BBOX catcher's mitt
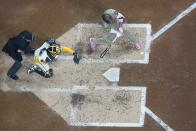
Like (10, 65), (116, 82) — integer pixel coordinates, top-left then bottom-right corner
(73, 52), (80, 64)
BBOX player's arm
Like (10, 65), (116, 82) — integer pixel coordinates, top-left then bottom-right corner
(62, 46), (80, 64)
(62, 47), (75, 55)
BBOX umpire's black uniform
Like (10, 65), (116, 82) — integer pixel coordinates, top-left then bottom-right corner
(2, 30), (35, 80)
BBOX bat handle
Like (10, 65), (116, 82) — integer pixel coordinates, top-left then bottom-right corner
(100, 48), (109, 58)
(100, 36), (117, 58)
(112, 36), (118, 43)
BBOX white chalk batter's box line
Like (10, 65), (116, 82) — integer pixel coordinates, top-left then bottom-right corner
(60, 23), (152, 64)
(13, 85), (145, 92)
(60, 56), (150, 65)
(69, 86), (146, 127)
(3, 85), (145, 92)
(77, 23), (152, 64)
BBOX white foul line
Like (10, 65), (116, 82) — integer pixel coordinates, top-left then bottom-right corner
(152, 2), (196, 40)
(145, 107), (174, 131)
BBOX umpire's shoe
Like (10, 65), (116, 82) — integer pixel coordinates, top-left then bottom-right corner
(8, 74), (19, 80)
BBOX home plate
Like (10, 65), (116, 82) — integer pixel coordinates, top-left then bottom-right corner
(70, 86), (146, 127)
(103, 67), (120, 82)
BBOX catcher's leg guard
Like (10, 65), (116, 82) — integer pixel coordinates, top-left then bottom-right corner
(27, 65), (37, 75)
(34, 67), (51, 78)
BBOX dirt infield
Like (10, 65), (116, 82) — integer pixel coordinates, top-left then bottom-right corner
(57, 23), (151, 64)
(70, 87), (145, 126)
(0, 0), (196, 131)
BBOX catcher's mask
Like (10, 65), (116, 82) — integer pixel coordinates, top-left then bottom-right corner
(47, 44), (61, 57)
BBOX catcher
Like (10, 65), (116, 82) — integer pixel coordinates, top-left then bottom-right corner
(27, 39), (80, 78)
(90, 9), (141, 57)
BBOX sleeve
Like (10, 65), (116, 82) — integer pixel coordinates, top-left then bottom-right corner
(62, 47), (75, 55)
(34, 42), (50, 57)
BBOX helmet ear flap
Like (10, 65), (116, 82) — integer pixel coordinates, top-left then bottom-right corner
(102, 14), (113, 24)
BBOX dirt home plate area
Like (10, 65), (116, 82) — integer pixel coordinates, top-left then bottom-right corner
(0, 1), (196, 131)
(33, 86), (146, 127)
(0, 24), (150, 90)
(0, 23), (149, 127)
(56, 23), (151, 64)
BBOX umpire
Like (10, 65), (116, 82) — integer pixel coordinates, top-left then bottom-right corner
(2, 30), (35, 80)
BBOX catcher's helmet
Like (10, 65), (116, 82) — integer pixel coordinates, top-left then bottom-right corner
(47, 38), (56, 45)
